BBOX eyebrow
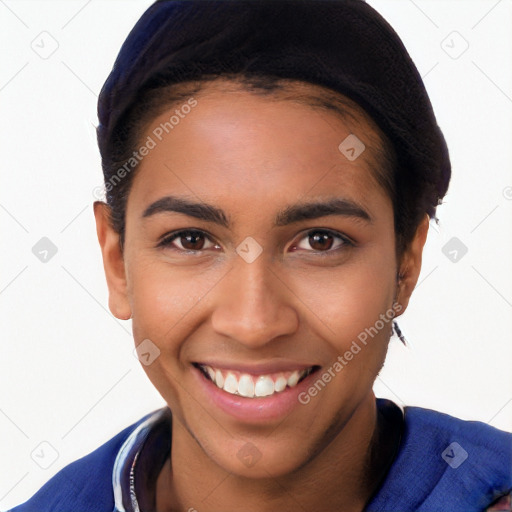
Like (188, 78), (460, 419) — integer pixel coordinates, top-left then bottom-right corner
(142, 195), (372, 227)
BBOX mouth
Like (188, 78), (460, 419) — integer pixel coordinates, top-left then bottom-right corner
(193, 362), (320, 399)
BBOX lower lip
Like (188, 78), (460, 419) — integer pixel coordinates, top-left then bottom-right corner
(191, 365), (320, 423)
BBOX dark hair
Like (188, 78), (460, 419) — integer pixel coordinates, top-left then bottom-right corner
(96, 0), (451, 256)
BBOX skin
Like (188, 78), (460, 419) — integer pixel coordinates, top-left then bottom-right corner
(94, 80), (428, 512)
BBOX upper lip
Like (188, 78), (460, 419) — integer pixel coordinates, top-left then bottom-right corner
(194, 360), (319, 375)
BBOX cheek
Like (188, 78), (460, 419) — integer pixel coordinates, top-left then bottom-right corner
(292, 253), (396, 344)
(127, 254), (221, 361)
(125, 256), (211, 413)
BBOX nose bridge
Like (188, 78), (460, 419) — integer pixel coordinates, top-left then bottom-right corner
(211, 253), (298, 346)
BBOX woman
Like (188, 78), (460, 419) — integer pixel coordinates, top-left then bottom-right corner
(9, 0), (511, 511)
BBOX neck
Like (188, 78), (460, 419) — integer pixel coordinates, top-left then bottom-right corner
(157, 393), (389, 512)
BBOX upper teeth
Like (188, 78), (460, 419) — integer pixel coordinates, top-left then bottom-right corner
(199, 364), (313, 398)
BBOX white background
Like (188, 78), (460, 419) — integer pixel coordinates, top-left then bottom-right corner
(1, 0), (511, 509)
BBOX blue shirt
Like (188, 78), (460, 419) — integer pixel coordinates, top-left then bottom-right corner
(7, 399), (512, 512)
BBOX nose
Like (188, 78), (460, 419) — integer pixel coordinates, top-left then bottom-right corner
(210, 256), (299, 348)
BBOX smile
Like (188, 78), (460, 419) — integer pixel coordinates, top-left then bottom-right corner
(195, 363), (316, 399)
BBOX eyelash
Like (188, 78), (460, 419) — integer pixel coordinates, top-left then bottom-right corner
(157, 228), (354, 256)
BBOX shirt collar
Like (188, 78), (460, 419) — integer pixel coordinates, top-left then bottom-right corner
(112, 407), (172, 512)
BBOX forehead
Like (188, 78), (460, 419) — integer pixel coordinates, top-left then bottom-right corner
(128, 82), (391, 221)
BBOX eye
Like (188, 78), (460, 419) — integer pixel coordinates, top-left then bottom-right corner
(291, 229), (353, 255)
(157, 230), (220, 253)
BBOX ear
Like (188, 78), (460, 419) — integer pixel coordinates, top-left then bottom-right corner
(394, 214), (430, 316)
(93, 201), (132, 320)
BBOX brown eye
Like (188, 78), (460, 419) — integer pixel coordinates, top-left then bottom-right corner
(179, 231), (206, 250)
(308, 231), (334, 251)
(158, 230), (219, 252)
(293, 229), (352, 254)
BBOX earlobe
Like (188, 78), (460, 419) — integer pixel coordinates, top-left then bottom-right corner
(93, 201), (132, 320)
(394, 214), (430, 315)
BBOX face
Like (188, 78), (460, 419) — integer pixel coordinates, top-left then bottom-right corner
(95, 80), (427, 480)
